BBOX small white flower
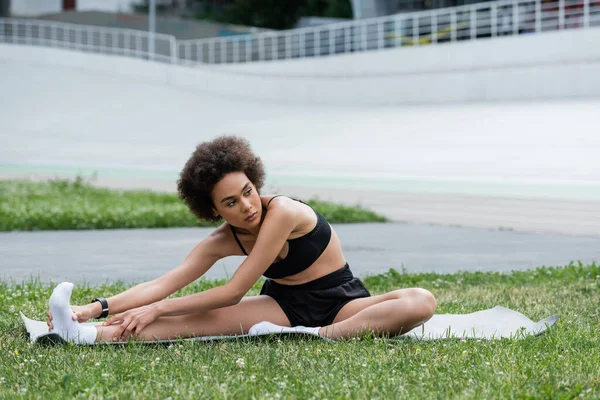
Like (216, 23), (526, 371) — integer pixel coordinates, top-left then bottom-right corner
(485, 362), (491, 366)
(250, 375), (256, 381)
(361, 363), (367, 367)
(94, 362), (100, 366)
(236, 358), (245, 368)
(421, 363), (426, 367)
(155, 357), (160, 361)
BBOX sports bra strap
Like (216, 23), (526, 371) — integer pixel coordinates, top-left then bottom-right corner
(266, 195), (285, 208)
(267, 195), (307, 208)
(229, 225), (248, 256)
(230, 195), (308, 257)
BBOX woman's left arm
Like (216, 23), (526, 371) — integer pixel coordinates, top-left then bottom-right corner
(158, 204), (297, 316)
(108, 203), (297, 340)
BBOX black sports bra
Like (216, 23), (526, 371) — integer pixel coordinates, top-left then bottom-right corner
(229, 196), (332, 279)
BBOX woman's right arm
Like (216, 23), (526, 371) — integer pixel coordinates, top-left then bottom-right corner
(99, 233), (223, 317)
(49, 228), (227, 327)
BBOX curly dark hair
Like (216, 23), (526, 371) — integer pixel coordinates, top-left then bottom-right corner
(177, 135), (265, 222)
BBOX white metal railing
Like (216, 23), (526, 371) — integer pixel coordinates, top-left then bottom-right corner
(1, 0), (599, 66)
(177, 0), (600, 64)
(0, 18), (177, 64)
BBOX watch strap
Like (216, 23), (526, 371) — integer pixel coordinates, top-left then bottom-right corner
(91, 297), (109, 319)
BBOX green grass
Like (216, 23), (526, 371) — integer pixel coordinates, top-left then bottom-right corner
(1, 262), (599, 399)
(0, 179), (386, 231)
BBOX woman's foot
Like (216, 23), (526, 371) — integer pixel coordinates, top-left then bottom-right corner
(48, 282), (97, 344)
(248, 321), (321, 336)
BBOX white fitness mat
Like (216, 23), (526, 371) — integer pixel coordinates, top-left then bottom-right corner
(21, 306), (558, 345)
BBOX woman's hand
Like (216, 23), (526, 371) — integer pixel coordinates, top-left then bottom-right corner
(102, 304), (160, 342)
(47, 304), (99, 331)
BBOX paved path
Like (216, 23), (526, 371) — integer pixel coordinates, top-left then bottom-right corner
(275, 185), (600, 237)
(2, 223), (598, 285)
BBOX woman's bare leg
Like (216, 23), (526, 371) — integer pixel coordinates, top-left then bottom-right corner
(318, 288), (437, 339)
(95, 295), (290, 342)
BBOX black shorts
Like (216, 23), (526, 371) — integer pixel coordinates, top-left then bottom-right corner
(260, 263), (371, 327)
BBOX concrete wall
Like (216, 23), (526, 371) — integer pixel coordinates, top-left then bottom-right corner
(219, 28), (600, 105)
(2, 38), (599, 203)
(3, 28), (600, 105)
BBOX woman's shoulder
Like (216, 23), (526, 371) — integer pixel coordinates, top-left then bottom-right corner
(261, 195), (306, 221)
(260, 194), (300, 209)
(261, 195), (317, 236)
(261, 194), (281, 205)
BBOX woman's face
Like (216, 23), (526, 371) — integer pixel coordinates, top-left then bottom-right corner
(211, 171), (262, 229)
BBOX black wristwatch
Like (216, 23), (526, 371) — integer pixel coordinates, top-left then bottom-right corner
(91, 297), (109, 319)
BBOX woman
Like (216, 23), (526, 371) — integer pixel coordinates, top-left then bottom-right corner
(47, 136), (436, 343)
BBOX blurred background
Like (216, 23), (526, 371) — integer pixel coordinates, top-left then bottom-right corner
(1, 0), (599, 282)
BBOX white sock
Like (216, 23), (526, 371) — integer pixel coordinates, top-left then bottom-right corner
(49, 282), (97, 345)
(248, 321), (321, 336)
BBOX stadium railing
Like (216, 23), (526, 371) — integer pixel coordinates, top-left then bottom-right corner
(1, 0), (598, 65)
(0, 18), (177, 63)
(177, 0), (600, 64)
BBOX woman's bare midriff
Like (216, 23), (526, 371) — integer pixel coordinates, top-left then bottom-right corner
(272, 228), (347, 286)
